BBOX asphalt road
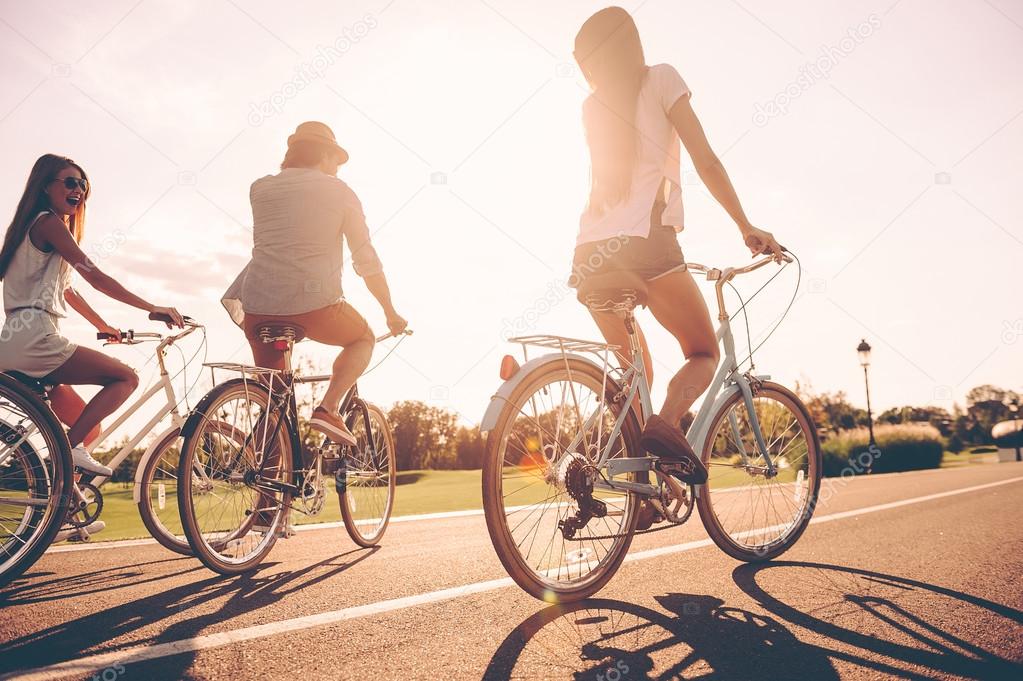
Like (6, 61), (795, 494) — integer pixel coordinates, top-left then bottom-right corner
(1, 463), (1022, 681)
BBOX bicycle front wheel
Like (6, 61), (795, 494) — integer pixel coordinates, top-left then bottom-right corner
(137, 428), (191, 556)
(696, 381), (821, 562)
(482, 359), (642, 603)
(339, 401), (396, 547)
(178, 378), (294, 575)
(0, 375), (74, 589)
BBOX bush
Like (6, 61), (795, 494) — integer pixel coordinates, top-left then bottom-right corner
(821, 424), (943, 477)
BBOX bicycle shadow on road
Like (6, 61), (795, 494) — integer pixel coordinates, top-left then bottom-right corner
(731, 561), (1023, 679)
(0, 546), (379, 678)
(0, 555), (200, 606)
(482, 594), (840, 680)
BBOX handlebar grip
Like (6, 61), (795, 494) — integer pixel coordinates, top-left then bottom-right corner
(148, 312), (194, 325)
(375, 329), (413, 343)
(96, 332), (118, 340)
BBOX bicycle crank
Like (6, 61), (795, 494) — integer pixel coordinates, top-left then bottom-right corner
(66, 482), (103, 528)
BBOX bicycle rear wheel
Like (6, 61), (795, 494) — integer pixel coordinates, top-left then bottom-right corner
(178, 378), (294, 575)
(482, 359), (641, 603)
(0, 375), (74, 589)
(339, 401), (396, 547)
(696, 381), (821, 562)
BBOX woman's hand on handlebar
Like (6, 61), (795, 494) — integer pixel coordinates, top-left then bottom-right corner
(96, 323), (122, 343)
(150, 306), (185, 328)
(742, 225), (784, 260)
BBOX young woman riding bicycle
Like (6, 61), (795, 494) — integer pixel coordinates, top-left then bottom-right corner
(569, 7), (784, 481)
(0, 154), (184, 489)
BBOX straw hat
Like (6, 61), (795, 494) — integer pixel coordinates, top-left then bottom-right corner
(287, 121), (349, 164)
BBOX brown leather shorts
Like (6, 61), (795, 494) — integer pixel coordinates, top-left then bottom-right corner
(243, 301), (371, 370)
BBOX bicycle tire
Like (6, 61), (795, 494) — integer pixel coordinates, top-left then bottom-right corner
(178, 378), (294, 575)
(0, 374), (74, 589)
(339, 401), (396, 547)
(696, 381), (821, 562)
(482, 358), (642, 603)
(136, 428), (191, 556)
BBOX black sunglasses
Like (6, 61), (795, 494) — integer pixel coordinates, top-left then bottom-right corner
(53, 177), (89, 192)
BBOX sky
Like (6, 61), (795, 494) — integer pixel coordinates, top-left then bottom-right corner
(0, 0), (1021, 440)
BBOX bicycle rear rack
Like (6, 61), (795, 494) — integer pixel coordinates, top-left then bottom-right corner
(203, 362), (281, 376)
(508, 335), (619, 361)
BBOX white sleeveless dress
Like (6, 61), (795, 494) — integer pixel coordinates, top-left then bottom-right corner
(0, 211), (77, 377)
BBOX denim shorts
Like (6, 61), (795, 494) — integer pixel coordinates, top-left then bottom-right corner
(569, 222), (685, 288)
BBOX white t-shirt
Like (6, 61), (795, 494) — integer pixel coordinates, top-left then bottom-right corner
(577, 63), (690, 245)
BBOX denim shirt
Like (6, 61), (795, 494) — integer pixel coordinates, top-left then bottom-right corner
(222, 168), (384, 326)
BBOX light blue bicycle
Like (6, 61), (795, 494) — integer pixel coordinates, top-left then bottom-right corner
(481, 251), (821, 602)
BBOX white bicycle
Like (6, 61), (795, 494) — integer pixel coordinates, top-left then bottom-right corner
(481, 252), (822, 602)
(0, 313), (205, 582)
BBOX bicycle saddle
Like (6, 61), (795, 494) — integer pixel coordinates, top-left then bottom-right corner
(256, 323), (307, 344)
(3, 371), (50, 395)
(576, 271), (649, 311)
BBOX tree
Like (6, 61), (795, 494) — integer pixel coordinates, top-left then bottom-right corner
(877, 405), (952, 434)
(455, 426), (485, 469)
(796, 381), (868, 433)
(966, 384), (1020, 444)
(388, 400), (460, 470)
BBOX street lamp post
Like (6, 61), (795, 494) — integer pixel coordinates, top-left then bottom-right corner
(1010, 398), (1021, 463)
(857, 339), (876, 473)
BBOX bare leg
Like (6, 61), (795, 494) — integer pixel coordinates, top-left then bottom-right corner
(48, 385), (101, 446)
(44, 347), (138, 447)
(588, 311), (654, 388)
(320, 329), (374, 413)
(645, 271), (719, 427)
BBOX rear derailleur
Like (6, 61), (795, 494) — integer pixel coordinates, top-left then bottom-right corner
(557, 454), (606, 540)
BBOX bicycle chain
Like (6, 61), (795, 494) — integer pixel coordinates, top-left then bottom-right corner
(567, 518), (689, 542)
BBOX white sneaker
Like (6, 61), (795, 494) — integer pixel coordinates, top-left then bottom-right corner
(54, 520), (106, 543)
(71, 446), (113, 477)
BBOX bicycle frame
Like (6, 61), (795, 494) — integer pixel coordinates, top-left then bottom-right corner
(196, 366), (371, 501)
(73, 327), (201, 494)
(498, 255), (790, 500)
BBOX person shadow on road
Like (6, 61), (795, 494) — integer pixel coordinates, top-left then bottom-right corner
(483, 593), (839, 680)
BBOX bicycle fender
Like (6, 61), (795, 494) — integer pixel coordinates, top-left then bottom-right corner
(132, 424), (181, 503)
(479, 352), (608, 433)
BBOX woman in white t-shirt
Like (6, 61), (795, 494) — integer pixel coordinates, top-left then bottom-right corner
(570, 7), (783, 482)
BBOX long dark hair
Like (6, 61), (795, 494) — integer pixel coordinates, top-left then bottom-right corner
(574, 7), (647, 216)
(0, 154), (89, 280)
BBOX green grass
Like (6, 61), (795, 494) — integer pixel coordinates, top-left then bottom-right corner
(72, 469), (486, 543)
(76, 447), (1001, 544)
(940, 448), (1001, 468)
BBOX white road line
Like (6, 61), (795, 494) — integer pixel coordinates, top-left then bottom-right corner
(47, 507), (491, 553)
(7, 474), (1021, 681)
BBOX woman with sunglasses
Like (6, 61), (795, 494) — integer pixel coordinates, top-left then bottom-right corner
(0, 154), (184, 481)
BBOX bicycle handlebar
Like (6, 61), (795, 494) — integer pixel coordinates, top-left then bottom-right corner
(686, 250), (792, 285)
(375, 328), (413, 343)
(97, 317), (201, 344)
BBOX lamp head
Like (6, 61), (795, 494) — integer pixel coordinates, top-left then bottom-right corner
(857, 339), (871, 367)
